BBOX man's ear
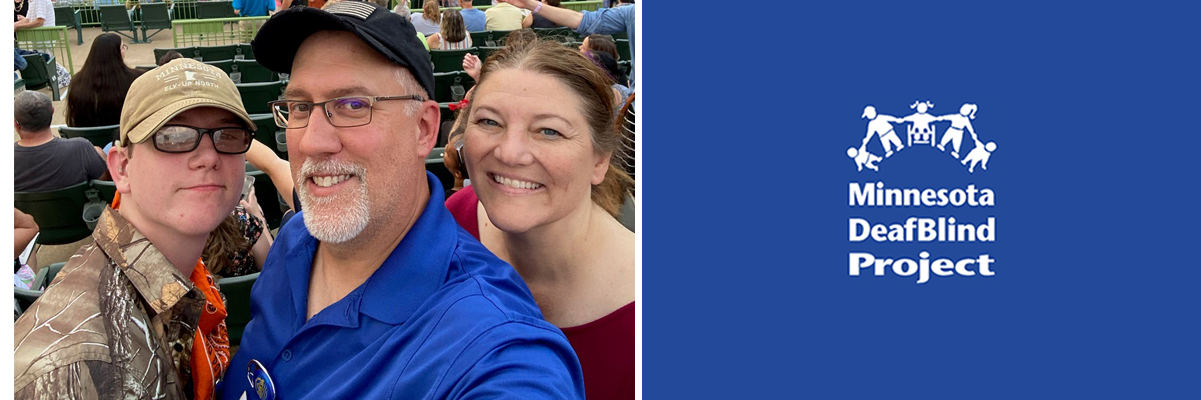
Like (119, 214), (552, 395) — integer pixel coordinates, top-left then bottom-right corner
(108, 145), (133, 194)
(415, 100), (441, 159)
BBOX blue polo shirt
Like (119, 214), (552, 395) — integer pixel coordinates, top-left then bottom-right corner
(461, 8), (486, 33)
(218, 173), (584, 399)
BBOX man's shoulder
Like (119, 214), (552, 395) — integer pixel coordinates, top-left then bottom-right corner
(424, 232), (556, 336)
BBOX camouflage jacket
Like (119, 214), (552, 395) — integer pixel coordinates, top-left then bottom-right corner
(14, 207), (207, 399)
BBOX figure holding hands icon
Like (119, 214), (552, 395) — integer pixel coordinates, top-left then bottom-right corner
(938, 103), (979, 159)
(861, 105), (905, 157)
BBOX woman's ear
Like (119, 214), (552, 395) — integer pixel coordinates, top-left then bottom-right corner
(591, 151), (612, 185)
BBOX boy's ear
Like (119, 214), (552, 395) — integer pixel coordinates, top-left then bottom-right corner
(108, 146), (132, 194)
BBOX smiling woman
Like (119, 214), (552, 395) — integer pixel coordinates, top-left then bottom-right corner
(445, 38), (635, 400)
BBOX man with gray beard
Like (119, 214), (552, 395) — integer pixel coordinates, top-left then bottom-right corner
(217, 2), (584, 399)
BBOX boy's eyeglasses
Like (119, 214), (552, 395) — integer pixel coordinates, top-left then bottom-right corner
(151, 125), (255, 154)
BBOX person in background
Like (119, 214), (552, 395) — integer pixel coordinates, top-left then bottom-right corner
(15, 91), (109, 192)
(499, 0), (635, 81)
(427, 9), (473, 49)
(14, 209), (39, 262)
(445, 37), (635, 400)
(393, 0), (411, 19)
(13, 0), (52, 30)
(586, 50), (631, 101)
(523, 0), (563, 28)
(459, 0), (485, 31)
(485, 0), (524, 30)
(442, 132), (467, 198)
(66, 33), (145, 128)
(158, 50), (184, 66)
(580, 33), (618, 60)
(14, 58), (254, 400)
(410, 0), (442, 35)
(219, 2), (584, 398)
(233, 0), (276, 17)
(15, 0), (72, 88)
(203, 186), (273, 278)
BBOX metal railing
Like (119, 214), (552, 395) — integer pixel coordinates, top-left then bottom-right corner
(52, 0), (203, 26)
(172, 16), (270, 47)
(15, 26), (76, 73)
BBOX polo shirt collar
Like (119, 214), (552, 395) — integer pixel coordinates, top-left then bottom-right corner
(289, 172), (457, 326)
(360, 172), (457, 324)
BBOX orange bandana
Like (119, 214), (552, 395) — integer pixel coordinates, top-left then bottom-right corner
(189, 260), (231, 400)
(112, 192), (232, 399)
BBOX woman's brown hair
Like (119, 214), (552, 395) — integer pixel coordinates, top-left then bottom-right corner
(471, 38), (634, 217)
(202, 215), (248, 276)
(422, 0), (440, 23)
(440, 9), (466, 43)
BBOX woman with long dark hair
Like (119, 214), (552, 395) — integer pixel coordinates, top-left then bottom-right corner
(65, 33), (144, 127)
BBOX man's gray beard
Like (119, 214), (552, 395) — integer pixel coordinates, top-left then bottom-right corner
(298, 159), (370, 244)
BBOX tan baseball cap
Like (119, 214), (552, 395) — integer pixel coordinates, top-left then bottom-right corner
(119, 58), (256, 146)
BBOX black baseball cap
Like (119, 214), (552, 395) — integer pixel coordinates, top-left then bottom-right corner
(252, 0), (434, 97)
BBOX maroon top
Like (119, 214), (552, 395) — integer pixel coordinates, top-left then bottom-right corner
(444, 185), (635, 400)
(562, 302), (636, 400)
(444, 185), (481, 239)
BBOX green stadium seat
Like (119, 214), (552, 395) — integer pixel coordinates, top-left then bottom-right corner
(233, 60), (277, 84)
(236, 43), (255, 60)
(616, 38), (631, 61)
(15, 182), (104, 245)
(205, 59), (234, 75)
(249, 113), (287, 159)
(432, 71), (474, 103)
(470, 30), (513, 47)
(58, 124), (119, 148)
(91, 179), (118, 205)
(198, 44), (240, 63)
(217, 272), (258, 346)
(54, 6), (84, 45)
(245, 163), (286, 229)
(19, 54), (60, 101)
(430, 48), (478, 73)
(197, 1), (237, 19)
(99, 5), (144, 43)
(237, 81), (285, 120)
(139, 3), (173, 43)
(154, 46), (201, 63)
(476, 46), (503, 61)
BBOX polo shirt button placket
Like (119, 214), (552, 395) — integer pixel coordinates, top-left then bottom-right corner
(281, 349), (293, 362)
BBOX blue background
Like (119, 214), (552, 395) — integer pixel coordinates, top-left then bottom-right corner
(643, 1), (1200, 398)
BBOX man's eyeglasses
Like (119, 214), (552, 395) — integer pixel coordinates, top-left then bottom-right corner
(268, 95), (426, 129)
(150, 125), (255, 154)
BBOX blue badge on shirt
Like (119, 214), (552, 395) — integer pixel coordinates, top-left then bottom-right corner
(248, 359), (276, 400)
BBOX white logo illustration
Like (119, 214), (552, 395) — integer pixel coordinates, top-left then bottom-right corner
(849, 100), (997, 173)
